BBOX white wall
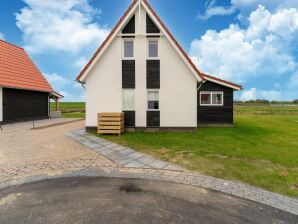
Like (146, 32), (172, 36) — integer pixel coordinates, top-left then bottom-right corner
(85, 4), (197, 127)
(159, 37), (197, 127)
(85, 38), (122, 127)
(0, 87), (2, 122)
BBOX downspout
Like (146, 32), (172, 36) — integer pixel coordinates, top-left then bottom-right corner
(197, 80), (206, 91)
(197, 80), (206, 127)
(81, 83), (86, 89)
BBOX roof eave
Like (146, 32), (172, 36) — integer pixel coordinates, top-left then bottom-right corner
(203, 75), (242, 91)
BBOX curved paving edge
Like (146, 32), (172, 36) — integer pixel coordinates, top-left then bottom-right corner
(0, 167), (297, 215)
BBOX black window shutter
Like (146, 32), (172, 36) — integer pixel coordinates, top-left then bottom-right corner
(147, 60), (160, 89)
(147, 111), (160, 127)
(122, 60), (135, 88)
(123, 111), (135, 127)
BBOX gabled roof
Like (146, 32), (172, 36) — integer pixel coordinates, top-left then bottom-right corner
(76, 0), (242, 91)
(0, 39), (54, 93)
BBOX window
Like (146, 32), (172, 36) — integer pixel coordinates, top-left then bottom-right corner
(200, 92), (223, 106)
(124, 40), (134, 58)
(148, 90), (159, 110)
(123, 89), (135, 111)
(148, 40), (158, 58)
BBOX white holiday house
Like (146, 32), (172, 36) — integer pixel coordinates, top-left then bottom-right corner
(76, 0), (242, 131)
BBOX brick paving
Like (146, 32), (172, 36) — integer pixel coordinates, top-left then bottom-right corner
(0, 120), (297, 215)
(0, 119), (118, 180)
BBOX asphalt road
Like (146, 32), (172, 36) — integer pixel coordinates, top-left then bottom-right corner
(0, 177), (296, 224)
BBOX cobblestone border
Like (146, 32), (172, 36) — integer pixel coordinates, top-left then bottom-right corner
(67, 129), (184, 171)
(0, 167), (297, 215)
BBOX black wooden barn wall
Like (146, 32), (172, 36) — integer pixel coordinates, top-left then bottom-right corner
(3, 88), (49, 122)
(197, 81), (234, 124)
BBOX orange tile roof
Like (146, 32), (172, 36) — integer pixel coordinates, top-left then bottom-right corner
(0, 40), (53, 93)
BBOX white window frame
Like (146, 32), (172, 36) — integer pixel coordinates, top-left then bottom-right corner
(123, 89), (135, 111)
(147, 38), (159, 59)
(147, 89), (160, 111)
(123, 39), (134, 59)
(200, 91), (224, 106)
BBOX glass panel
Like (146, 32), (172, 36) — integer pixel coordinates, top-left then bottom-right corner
(201, 93), (211, 105)
(212, 93), (223, 105)
(148, 101), (159, 110)
(148, 91), (159, 101)
(149, 40), (158, 58)
(124, 41), (134, 58)
(123, 89), (135, 111)
(148, 91), (159, 110)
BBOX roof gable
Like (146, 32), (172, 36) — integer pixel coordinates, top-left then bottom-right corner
(76, 0), (205, 82)
(0, 40), (54, 93)
(76, 0), (242, 91)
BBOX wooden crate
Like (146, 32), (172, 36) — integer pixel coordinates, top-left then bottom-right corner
(98, 112), (124, 135)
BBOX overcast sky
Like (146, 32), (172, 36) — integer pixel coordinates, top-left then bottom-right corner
(0, 0), (297, 101)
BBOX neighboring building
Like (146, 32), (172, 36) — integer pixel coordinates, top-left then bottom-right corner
(0, 40), (63, 124)
(76, 0), (242, 131)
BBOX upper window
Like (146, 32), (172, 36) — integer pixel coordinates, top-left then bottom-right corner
(123, 89), (135, 111)
(148, 40), (158, 58)
(200, 92), (223, 106)
(148, 90), (159, 110)
(124, 40), (134, 58)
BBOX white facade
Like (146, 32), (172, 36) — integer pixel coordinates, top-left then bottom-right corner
(0, 87), (2, 122)
(84, 4), (198, 128)
(85, 38), (122, 127)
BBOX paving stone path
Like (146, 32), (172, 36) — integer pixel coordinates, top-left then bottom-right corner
(67, 129), (184, 171)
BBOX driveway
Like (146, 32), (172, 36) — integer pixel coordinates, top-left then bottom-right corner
(0, 119), (117, 179)
(0, 177), (296, 224)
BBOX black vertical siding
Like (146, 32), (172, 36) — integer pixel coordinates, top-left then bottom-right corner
(123, 111), (135, 127)
(147, 111), (160, 127)
(122, 60), (135, 88)
(3, 88), (49, 122)
(146, 14), (159, 33)
(147, 60), (160, 89)
(122, 15), (135, 34)
(197, 81), (234, 124)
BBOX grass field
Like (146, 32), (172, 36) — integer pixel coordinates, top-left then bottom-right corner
(50, 102), (85, 118)
(93, 105), (298, 198)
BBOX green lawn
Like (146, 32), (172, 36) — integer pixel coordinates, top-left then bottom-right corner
(50, 102), (85, 118)
(94, 105), (298, 198)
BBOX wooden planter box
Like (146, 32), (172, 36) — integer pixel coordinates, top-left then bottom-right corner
(98, 112), (124, 135)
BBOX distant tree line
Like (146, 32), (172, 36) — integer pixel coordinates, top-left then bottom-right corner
(235, 99), (298, 105)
